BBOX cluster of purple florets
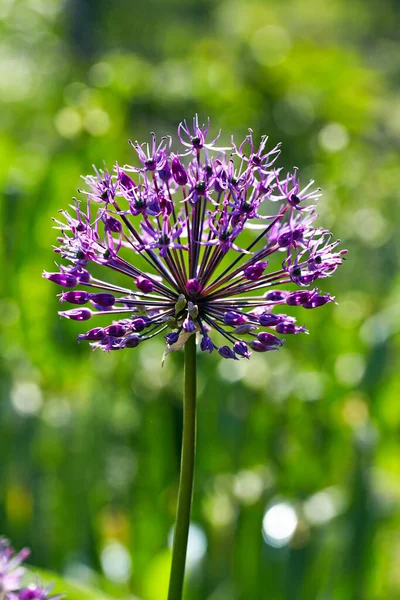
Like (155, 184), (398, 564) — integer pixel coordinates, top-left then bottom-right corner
(0, 538), (62, 600)
(44, 116), (346, 359)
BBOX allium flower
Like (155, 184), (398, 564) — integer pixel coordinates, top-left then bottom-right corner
(0, 538), (30, 595)
(13, 584), (63, 600)
(44, 117), (346, 359)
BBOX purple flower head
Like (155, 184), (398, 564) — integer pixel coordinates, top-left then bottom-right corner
(0, 538), (30, 593)
(44, 118), (345, 358)
(18, 584), (63, 600)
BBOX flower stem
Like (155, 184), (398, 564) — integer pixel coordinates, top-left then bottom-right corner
(167, 334), (197, 600)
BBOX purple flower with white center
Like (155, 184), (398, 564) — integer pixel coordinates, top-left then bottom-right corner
(0, 538), (30, 595)
(44, 118), (345, 359)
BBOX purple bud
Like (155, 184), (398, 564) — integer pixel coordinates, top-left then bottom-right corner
(286, 290), (312, 306)
(277, 231), (294, 248)
(60, 291), (90, 305)
(59, 308), (92, 321)
(131, 318), (146, 332)
(171, 156), (188, 186)
(257, 332), (283, 347)
(303, 294), (333, 309)
(136, 276), (155, 293)
(223, 311), (247, 326)
(264, 290), (289, 302)
(200, 336), (214, 353)
(249, 340), (277, 353)
(89, 293), (116, 307)
(77, 327), (105, 341)
(275, 322), (307, 334)
(244, 261), (268, 281)
(104, 324), (126, 337)
(186, 278), (202, 295)
(104, 215), (122, 233)
(234, 323), (258, 334)
(218, 345), (237, 359)
(73, 267), (91, 283)
(183, 316), (197, 333)
(258, 313), (282, 327)
(233, 341), (251, 358)
(158, 161), (172, 182)
(165, 331), (179, 345)
(119, 171), (136, 189)
(43, 271), (77, 288)
(122, 334), (141, 348)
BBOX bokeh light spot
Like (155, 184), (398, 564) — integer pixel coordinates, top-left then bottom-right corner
(318, 123), (349, 153)
(100, 541), (132, 583)
(262, 502), (298, 548)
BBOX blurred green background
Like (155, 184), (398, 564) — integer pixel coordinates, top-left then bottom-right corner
(1, 0), (400, 598)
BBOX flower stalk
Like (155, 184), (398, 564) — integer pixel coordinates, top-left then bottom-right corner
(167, 334), (197, 600)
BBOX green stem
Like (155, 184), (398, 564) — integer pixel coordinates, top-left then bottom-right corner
(167, 334), (197, 600)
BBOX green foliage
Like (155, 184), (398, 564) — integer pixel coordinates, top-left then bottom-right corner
(1, 0), (400, 599)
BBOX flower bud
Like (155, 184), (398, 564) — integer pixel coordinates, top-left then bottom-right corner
(249, 340), (276, 353)
(234, 323), (258, 334)
(77, 327), (105, 341)
(244, 261), (268, 281)
(122, 334), (140, 348)
(258, 313), (281, 327)
(136, 276), (155, 294)
(224, 311), (247, 326)
(131, 318), (146, 332)
(158, 161), (172, 182)
(89, 293), (116, 307)
(59, 308), (92, 321)
(186, 278), (202, 295)
(104, 215), (122, 233)
(43, 271), (77, 288)
(218, 346), (237, 359)
(264, 290), (289, 302)
(73, 268), (91, 283)
(286, 290), (312, 306)
(233, 341), (251, 358)
(188, 301), (199, 319)
(183, 316), (196, 333)
(175, 294), (187, 315)
(60, 291), (90, 305)
(275, 322), (307, 334)
(257, 332), (282, 347)
(303, 294), (333, 309)
(165, 331), (179, 345)
(171, 156), (188, 186)
(200, 336), (213, 353)
(119, 171), (136, 190)
(104, 324), (126, 337)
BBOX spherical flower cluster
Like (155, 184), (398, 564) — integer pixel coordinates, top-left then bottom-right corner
(44, 116), (346, 360)
(0, 538), (62, 600)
